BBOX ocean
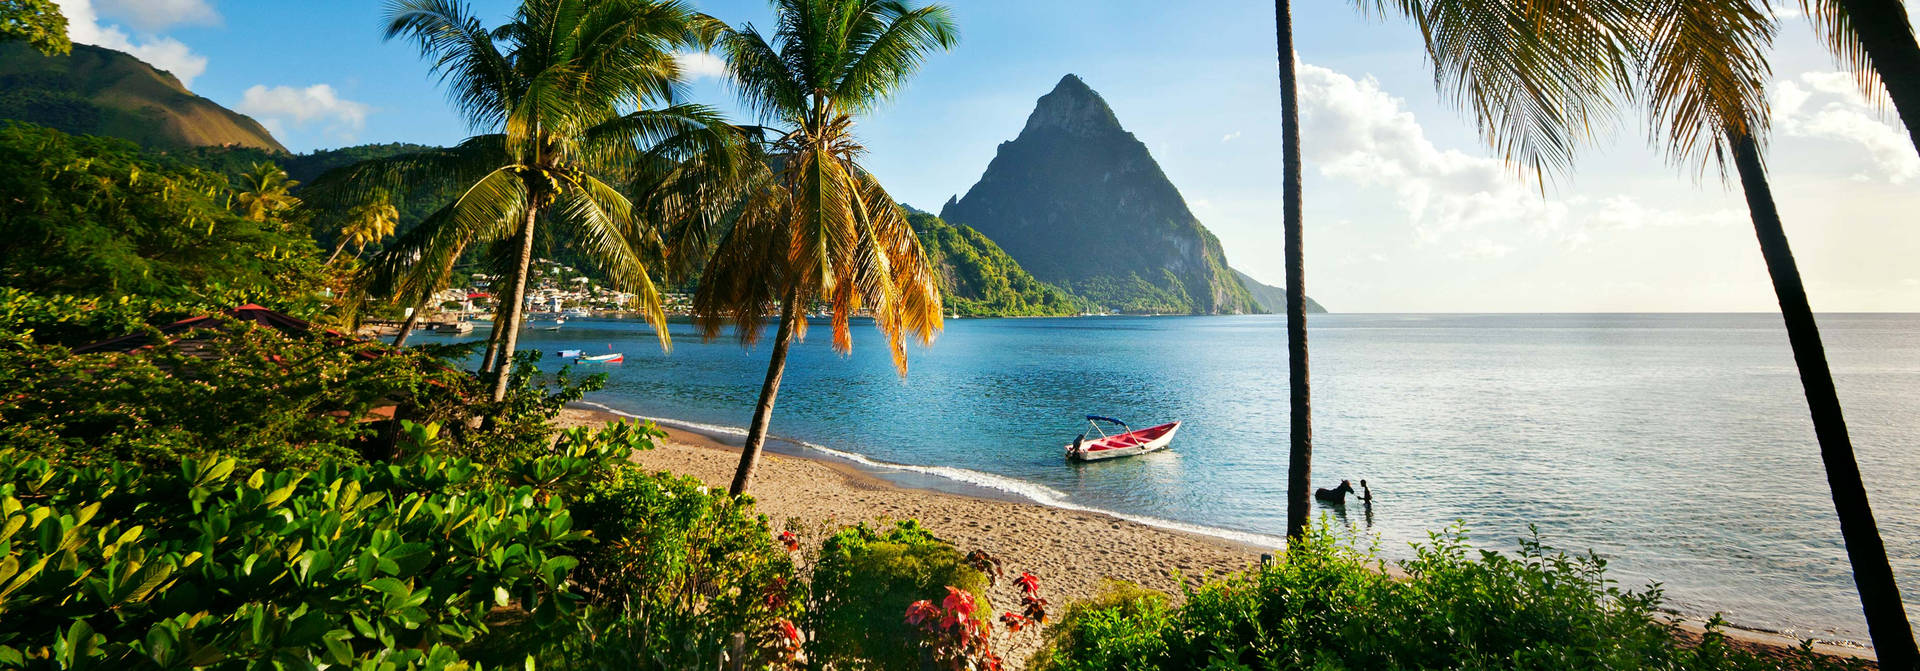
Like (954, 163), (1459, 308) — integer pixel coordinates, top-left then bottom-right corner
(419, 313), (1920, 647)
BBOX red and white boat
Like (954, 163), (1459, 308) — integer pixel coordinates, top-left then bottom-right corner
(582, 352), (623, 363)
(1065, 415), (1180, 462)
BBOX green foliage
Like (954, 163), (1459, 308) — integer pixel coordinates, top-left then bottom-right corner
(445, 351), (608, 466)
(0, 315), (470, 470)
(1064, 272), (1195, 316)
(808, 520), (989, 670)
(0, 0), (67, 56)
(0, 123), (326, 303)
(1030, 526), (1866, 671)
(0, 446), (591, 669)
(910, 211), (1079, 317)
(502, 462), (804, 669)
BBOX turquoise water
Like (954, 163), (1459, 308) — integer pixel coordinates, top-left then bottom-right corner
(420, 314), (1920, 647)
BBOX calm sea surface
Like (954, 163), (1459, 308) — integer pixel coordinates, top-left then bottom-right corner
(422, 313), (1920, 647)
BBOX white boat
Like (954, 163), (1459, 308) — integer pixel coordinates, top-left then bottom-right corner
(433, 321), (473, 334)
(582, 352), (623, 363)
(1065, 416), (1180, 462)
(557, 349), (584, 358)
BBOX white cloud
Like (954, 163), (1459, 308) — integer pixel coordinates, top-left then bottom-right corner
(235, 84), (372, 141)
(1220, 131), (1242, 143)
(94, 0), (218, 32)
(1296, 63), (1741, 256)
(1773, 72), (1920, 183)
(674, 51), (729, 81)
(52, 0), (209, 88)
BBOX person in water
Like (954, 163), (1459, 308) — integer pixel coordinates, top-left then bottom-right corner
(1314, 479), (1356, 503)
(1359, 479), (1373, 503)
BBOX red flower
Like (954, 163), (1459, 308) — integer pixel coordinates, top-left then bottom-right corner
(942, 586), (976, 617)
(1014, 572), (1040, 595)
(777, 530), (800, 552)
(905, 599), (940, 627)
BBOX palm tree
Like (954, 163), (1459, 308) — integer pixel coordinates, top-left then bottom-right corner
(316, 0), (738, 403)
(1273, 0), (1313, 541)
(1363, 0), (1916, 662)
(695, 0), (956, 496)
(235, 162), (300, 222)
(1803, 0), (1920, 154)
(328, 191), (399, 263)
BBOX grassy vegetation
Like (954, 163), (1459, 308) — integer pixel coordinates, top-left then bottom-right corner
(911, 212), (1081, 317)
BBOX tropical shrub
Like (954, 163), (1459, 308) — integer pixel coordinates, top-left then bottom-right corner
(496, 461), (806, 670)
(445, 351), (607, 467)
(0, 446), (591, 669)
(0, 318), (469, 469)
(1029, 526), (1866, 671)
(808, 520), (991, 670)
(0, 122), (327, 305)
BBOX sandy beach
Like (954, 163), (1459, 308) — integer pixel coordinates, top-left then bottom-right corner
(555, 407), (1877, 668)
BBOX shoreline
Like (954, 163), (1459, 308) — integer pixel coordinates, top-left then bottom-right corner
(557, 405), (1878, 666)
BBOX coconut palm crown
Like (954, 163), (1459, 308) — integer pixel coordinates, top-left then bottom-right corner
(312, 0), (739, 402)
(692, 0), (956, 495)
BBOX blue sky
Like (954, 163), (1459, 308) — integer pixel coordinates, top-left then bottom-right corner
(54, 0), (1920, 312)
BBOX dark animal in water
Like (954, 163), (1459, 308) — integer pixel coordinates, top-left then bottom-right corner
(1315, 480), (1356, 503)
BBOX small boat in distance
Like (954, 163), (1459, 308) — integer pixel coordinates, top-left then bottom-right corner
(582, 352), (623, 363)
(433, 320), (473, 334)
(538, 316), (566, 331)
(557, 349), (584, 358)
(1065, 415), (1180, 462)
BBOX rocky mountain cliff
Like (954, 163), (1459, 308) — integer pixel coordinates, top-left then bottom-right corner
(940, 74), (1305, 315)
(1235, 268), (1326, 314)
(0, 43), (285, 152)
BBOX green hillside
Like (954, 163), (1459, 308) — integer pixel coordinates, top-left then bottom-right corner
(0, 43), (284, 152)
(1234, 268), (1327, 314)
(910, 211), (1079, 317)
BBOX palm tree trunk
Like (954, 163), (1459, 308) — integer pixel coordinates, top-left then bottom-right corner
(1276, 0), (1313, 541)
(489, 206), (541, 403)
(1835, 0), (1920, 154)
(729, 291), (801, 496)
(1730, 131), (1917, 666)
(392, 294), (430, 348)
(327, 239), (349, 264)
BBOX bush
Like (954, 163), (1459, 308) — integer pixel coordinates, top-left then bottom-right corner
(499, 459), (805, 670)
(808, 520), (990, 670)
(0, 317), (469, 469)
(0, 445), (592, 669)
(1030, 525), (1866, 671)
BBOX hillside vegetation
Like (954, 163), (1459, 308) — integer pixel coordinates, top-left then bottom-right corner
(911, 211), (1079, 317)
(0, 43), (284, 152)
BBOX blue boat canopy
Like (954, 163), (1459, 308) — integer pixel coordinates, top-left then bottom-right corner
(1085, 415), (1129, 426)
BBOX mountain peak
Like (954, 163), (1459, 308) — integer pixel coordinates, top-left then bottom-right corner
(1020, 73), (1124, 138)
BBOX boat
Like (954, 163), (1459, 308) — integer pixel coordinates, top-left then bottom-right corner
(557, 349), (584, 358)
(1065, 415), (1180, 462)
(433, 321), (473, 334)
(536, 316), (566, 331)
(582, 352), (623, 363)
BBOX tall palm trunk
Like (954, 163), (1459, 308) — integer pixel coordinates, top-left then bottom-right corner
(1276, 0), (1313, 541)
(489, 206), (541, 403)
(1729, 132), (1917, 666)
(392, 295), (430, 348)
(1835, 0), (1920, 154)
(729, 291), (801, 496)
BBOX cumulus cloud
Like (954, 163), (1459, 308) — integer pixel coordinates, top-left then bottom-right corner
(1220, 131), (1242, 143)
(1772, 72), (1920, 183)
(235, 84), (372, 142)
(94, 0), (219, 32)
(52, 0), (209, 88)
(674, 51), (729, 81)
(1296, 63), (1741, 255)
